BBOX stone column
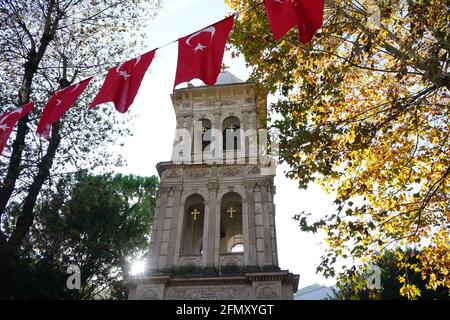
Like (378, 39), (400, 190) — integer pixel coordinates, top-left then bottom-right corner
(186, 115), (194, 163)
(151, 186), (170, 271)
(214, 186), (223, 269)
(253, 183), (265, 268)
(241, 186), (250, 266)
(148, 198), (160, 270)
(166, 186), (183, 270)
(173, 190), (186, 269)
(244, 181), (258, 268)
(261, 179), (274, 268)
(213, 112), (222, 162)
(203, 182), (218, 270)
(267, 181), (279, 267)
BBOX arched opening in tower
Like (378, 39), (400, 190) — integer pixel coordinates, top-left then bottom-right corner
(220, 192), (244, 253)
(181, 194), (205, 255)
(222, 116), (241, 151)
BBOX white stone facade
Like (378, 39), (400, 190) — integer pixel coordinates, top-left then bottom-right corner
(125, 73), (298, 300)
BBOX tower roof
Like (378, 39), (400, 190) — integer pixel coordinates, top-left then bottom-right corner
(213, 71), (244, 85)
(174, 72), (247, 93)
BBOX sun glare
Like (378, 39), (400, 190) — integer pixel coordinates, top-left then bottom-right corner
(129, 260), (146, 276)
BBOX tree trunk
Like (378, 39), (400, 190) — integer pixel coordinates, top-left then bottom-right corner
(10, 121), (62, 250)
(0, 0), (59, 219)
(0, 1), (62, 298)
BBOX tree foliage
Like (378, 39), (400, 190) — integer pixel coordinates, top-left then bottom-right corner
(0, 0), (160, 298)
(226, 0), (449, 297)
(3, 172), (159, 300)
(334, 248), (449, 300)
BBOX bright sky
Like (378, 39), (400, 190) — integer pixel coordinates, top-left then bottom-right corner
(117, 0), (337, 288)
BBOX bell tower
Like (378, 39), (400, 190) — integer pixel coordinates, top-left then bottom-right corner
(126, 72), (299, 300)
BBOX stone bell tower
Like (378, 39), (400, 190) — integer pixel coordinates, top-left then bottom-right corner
(126, 72), (298, 300)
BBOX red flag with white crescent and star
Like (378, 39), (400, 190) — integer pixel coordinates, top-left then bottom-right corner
(89, 49), (156, 113)
(0, 102), (34, 155)
(173, 16), (234, 91)
(264, 0), (324, 44)
(36, 77), (92, 140)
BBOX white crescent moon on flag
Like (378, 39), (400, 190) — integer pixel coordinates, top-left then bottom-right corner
(186, 26), (216, 47)
(0, 108), (22, 124)
(11, 108), (22, 116)
(71, 83), (80, 92)
(134, 55), (141, 67)
(116, 62), (125, 73)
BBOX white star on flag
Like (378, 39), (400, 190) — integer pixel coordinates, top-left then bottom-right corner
(119, 71), (130, 80)
(0, 124), (9, 132)
(193, 43), (207, 53)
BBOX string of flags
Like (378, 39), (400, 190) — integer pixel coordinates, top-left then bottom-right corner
(0, 102), (34, 155)
(0, 0), (324, 154)
(36, 77), (93, 139)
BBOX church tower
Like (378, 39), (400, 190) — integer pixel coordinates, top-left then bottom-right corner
(126, 72), (299, 300)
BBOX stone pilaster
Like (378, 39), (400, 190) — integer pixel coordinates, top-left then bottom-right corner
(204, 182), (219, 269)
(261, 179), (275, 267)
(166, 186), (183, 269)
(150, 186), (170, 270)
(244, 181), (258, 268)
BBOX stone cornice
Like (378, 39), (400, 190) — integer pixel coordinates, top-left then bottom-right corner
(126, 271), (298, 289)
(171, 82), (255, 100)
(169, 277), (250, 287)
(156, 161), (275, 177)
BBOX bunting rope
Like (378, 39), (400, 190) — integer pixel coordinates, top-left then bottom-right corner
(1, 0), (325, 152)
(151, 1), (265, 53)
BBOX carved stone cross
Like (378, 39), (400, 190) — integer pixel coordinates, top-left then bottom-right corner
(227, 207), (236, 218)
(191, 208), (200, 220)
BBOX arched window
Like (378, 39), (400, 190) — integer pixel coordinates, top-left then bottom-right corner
(220, 192), (243, 253)
(222, 116), (240, 151)
(200, 119), (212, 152)
(230, 243), (244, 253)
(181, 194), (205, 255)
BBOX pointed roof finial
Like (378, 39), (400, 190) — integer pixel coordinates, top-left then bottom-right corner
(221, 63), (229, 72)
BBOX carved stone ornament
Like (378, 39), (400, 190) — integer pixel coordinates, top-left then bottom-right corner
(166, 169), (182, 178)
(213, 98), (238, 107)
(219, 167), (242, 177)
(244, 182), (255, 192)
(158, 186), (171, 196)
(166, 286), (251, 300)
(185, 168), (210, 179)
(221, 256), (242, 268)
(207, 182), (219, 192)
(260, 180), (272, 192)
(172, 186), (183, 194)
(137, 285), (162, 300)
(248, 166), (260, 175)
(222, 99), (239, 106)
(179, 256), (201, 268)
(255, 285), (280, 299)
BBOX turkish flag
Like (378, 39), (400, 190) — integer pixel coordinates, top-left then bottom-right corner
(89, 49), (156, 113)
(264, 0), (324, 44)
(174, 16), (234, 91)
(0, 102), (34, 155)
(36, 77), (92, 140)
